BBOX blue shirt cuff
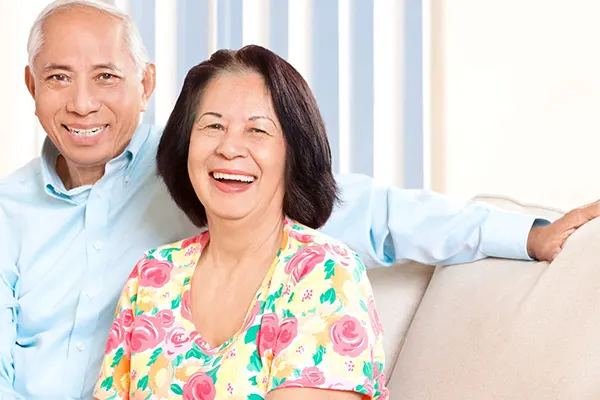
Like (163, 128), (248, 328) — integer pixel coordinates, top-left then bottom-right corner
(480, 210), (551, 261)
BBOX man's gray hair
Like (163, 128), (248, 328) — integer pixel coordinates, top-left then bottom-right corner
(27, 0), (149, 75)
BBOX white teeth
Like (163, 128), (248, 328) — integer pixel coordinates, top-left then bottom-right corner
(67, 125), (106, 137)
(212, 172), (255, 183)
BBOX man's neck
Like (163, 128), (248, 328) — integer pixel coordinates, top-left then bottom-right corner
(56, 155), (106, 190)
(205, 209), (285, 269)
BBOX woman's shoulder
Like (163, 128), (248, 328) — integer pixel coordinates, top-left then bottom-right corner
(280, 219), (366, 286)
(286, 219), (360, 257)
(144, 231), (208, 262)
(129, 230), (210, 283)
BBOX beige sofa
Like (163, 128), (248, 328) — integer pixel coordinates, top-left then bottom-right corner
(369, 195), (600, 399)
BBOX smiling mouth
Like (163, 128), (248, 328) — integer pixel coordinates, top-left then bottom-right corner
(211, 171), (256, 183)
(63, 124), (108, 137)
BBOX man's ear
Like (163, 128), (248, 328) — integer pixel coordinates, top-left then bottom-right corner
(140, 63), (156, 112)
(25, 66), (36, 99)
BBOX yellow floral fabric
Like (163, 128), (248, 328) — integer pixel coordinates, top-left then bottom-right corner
(94, 217), (388, 399)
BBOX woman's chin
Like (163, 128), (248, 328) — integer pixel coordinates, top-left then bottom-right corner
(206, 208), (253, 223)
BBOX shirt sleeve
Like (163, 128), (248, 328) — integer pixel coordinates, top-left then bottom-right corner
(322, 173), (550, 268)
(0, 207), (23, 399)
(93, 258), (141, 400)
(267, 243), (388, 399)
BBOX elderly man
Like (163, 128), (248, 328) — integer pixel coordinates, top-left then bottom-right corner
(0, 0), (597, 398)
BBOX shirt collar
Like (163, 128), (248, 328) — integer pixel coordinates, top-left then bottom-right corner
(40, 123), (153, 199)
(123, 123), (152, 167)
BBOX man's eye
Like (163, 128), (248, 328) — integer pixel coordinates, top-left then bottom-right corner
(48, 74), (68, 81)
(98, 73), (116, 80)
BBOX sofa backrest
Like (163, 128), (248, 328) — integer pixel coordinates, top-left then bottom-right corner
(388, 195), (600, 399)
(367, 261), (434, 380)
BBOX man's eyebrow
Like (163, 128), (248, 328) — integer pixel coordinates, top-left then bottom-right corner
(92, 63), (122, 72)
(41, 63), (123, 73)
(43, 63), (73, 72)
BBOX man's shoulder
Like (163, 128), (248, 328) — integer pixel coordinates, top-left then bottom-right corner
(145, 123), (165, 146)
(0, 157), (43, 200)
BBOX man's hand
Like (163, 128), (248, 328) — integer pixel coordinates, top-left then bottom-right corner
(527, 201), (600, 262)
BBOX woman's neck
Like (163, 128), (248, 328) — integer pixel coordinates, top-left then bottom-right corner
(204, 211), (285, 269)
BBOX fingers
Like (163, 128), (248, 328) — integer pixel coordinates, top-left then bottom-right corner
(579, 200), (600, 221)
(531, 201), (600, 262)
(558, 201), (600, 230)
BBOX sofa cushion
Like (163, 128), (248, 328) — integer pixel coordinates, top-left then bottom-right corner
(367, 261), (434, 380)
(389, 196), (600, 399)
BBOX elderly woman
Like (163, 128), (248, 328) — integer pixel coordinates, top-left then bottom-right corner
(94, 45), (388, 400)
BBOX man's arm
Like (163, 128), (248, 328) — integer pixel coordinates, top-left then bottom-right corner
(0, 205), (22, 399)
(321, 173), (549, 268)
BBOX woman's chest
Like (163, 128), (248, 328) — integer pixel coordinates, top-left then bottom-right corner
(128, 324), (273, 399)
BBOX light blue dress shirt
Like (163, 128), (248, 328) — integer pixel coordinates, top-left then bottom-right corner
(0, 124), (544, 399)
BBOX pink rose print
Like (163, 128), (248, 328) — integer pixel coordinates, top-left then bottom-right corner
(181, 235), (201, 250)
(362, 377), (375, 396)
(181, 290), (192, 321)
(241, 300), (262, 332)
(156, 309), (175, 328)
(139, 258), (173, 288)
(130, 315), (166, 353)
(288, 229), (315, 243)
(127, 265), (139, 280)
(367, 297), (384, 336)
(279, 367), (325, 388)
(299, 366), (325, 385)
(257, 313), (279, 357)
(105, 318), (126, 354)
(329, 315), (369, 357)
(284, 245), (326, 284)
(273, 317), (298, 356)
(377, 373), (389, 398)
(121, 309), (134, 328)
(163, 327), (194, 357)
(182, 371), (216, 400)
(324, 243), (351, 266)
(324, 243), (349, 258)
(194, 335), (220, 356)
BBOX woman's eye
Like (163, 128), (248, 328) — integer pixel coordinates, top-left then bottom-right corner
(207, 124), (225, 130)
(250, 128), (267, 134)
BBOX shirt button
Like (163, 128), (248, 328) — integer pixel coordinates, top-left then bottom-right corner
(96, 190), (102, 198)
(76, 342), (86, 351)
(124, 175), (130, 183)
(84, 291), (95, 299)
(93, 240), (103, 250)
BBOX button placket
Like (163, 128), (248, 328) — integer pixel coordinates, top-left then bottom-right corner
(66, 179), (113, 397)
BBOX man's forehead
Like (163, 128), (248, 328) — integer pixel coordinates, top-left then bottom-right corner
(34, 7), (132, 71)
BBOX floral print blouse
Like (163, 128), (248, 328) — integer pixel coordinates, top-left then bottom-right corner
(94, 217), (388, 399)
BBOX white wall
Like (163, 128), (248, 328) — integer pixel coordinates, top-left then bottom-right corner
(0, 1), (49, 177)
(430, 0), (600, 210)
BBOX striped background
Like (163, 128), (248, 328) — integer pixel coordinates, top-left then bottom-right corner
(1, 0), (425, 189)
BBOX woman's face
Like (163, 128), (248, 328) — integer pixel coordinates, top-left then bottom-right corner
(188, 71), (287, 223)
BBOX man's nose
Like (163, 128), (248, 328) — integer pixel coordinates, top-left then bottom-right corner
(66, 81), (101, 116)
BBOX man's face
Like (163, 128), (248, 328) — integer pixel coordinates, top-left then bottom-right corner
(25, 6), (155, 170)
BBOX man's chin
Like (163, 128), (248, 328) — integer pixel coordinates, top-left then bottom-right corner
(58, 150), (118, 171)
